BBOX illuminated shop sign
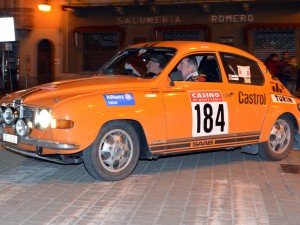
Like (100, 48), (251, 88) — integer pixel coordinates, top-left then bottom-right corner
(0, 17), (15, 42)
(117, 16), (181, 25)
(209, 14), (254, 23)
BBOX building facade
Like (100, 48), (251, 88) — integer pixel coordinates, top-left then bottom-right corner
(0, 0), (64, 91)
(0, 0), (300, 90)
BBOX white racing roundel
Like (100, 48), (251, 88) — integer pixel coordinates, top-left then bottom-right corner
(189, 90), (229, 137)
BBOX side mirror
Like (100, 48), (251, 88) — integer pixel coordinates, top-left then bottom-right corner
(169, 70), (183, 86)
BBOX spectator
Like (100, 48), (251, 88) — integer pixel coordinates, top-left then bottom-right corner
(281, 56), (299, 95)
(278, 51), (289, 81)
(279, 51), (289, 68)
(264, 53), (280, 77)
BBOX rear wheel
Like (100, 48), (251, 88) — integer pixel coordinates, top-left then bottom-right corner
(258, 115), (294, 160)
(83, 121), (140, 181)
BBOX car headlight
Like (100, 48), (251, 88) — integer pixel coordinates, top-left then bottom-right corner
(4, 107), (19, 125)
(35, 108), (51, 130)
(16, 119), (32, 137)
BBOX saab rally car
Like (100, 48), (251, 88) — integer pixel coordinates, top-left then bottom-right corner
(1, 41), (300, 181)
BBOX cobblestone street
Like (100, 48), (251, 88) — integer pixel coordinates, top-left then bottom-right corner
(0, 148), (299, 225)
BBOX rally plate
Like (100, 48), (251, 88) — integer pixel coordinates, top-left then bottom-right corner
(3, 133), (18, 144)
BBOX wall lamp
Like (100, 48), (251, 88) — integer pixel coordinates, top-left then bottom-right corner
(38, 0), (51, 12)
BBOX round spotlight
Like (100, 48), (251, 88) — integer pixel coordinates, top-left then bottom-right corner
(16, 119), (32, 137)
(0, 106), (6, 123)
(3, 107), (19, 125)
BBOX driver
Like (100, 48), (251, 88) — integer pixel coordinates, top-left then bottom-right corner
(146, 54), (167, 77)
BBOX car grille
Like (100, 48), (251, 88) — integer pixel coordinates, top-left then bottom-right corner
(22, 106), (35, 122)
(11, 98), (35, 122)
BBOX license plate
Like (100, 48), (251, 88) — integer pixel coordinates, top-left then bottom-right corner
(3, 133), (18, 144)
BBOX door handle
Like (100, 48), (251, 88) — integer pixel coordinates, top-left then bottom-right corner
(223, 92), (234, 97)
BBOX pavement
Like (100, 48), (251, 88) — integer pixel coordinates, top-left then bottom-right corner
(0, 147), (299, 225)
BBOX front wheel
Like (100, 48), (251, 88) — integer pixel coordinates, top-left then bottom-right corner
(83, 121), (140, 181)
(258, 115), (294, 160)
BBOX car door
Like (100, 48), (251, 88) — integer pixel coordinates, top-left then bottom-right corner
(219, 52), (270, 135)
(158, 53), (239, 154)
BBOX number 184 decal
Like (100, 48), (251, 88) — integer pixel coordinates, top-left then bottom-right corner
(189, 90), (229, 137)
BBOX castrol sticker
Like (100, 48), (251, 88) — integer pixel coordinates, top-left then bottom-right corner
(189, 90), (228, 137)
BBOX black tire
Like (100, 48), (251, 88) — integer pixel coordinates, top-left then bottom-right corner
(83, 121), (140, 181)
(258, 115), (294, 160)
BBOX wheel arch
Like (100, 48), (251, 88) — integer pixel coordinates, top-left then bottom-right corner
(258, 112), (295, 161)
(284, 112), (299, 131)
(100, 119), (153, 159)
(260, 111), (299, 142)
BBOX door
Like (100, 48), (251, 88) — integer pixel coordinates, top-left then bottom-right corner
(219, 52), (270, 134)
(37, 39), (53, 85)
(159, 53), (239, 154)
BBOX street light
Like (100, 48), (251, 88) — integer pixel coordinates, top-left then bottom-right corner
(38, 0), (51, 12)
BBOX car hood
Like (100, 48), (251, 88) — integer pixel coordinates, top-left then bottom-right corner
(1, 75), (155, 107)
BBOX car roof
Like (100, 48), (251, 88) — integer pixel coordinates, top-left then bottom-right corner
(130, 41), (260, 62)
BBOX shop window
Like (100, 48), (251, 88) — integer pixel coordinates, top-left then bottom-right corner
(253, 30), (296, 61)
(83, 32), (119, 71)
(220, 53), (264, 85)
(164, 30), (204, 41)
(154, 24), (210, 41)
(84, 32), (118, 51)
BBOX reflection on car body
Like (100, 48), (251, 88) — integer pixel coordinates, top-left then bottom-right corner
(0, 41), (300, 181)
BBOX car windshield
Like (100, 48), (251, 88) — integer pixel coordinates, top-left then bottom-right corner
(96, 47), (176, 78)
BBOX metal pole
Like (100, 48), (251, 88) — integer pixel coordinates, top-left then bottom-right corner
(1, 44), (5, 89)
(7, 48), (12, 92)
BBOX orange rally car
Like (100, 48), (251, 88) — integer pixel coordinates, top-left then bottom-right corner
(1, 41), (300, 181)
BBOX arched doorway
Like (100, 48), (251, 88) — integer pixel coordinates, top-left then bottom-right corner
(37, 39), (53, 85)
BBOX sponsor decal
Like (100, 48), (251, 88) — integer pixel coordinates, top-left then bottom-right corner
(39, 84), (58, 90)
(271, 94), (296, 104)
(238, 92), (266, 105)
(189, 90), (228, 137)
(104, 93), (135, 106)
(271, 82), (284, 93)
(145, 93), (157, 98)
(228, 74), (239, 81)
(189, 90), (223, 102)
(152, 140), (167, 144)
(192, 140), (214, 147)
(237, 65), (251, 83)
(162, 90), (185, 93)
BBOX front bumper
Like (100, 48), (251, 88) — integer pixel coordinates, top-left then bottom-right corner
(3, 144), (82, 164)
(0, 127), (81, 164)
(1, 133), (79, 150)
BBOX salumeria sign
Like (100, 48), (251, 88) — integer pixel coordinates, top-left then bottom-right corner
(117, 16), (181, 25)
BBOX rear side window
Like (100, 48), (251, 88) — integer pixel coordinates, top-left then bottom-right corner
(220, 53), (264, 85)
